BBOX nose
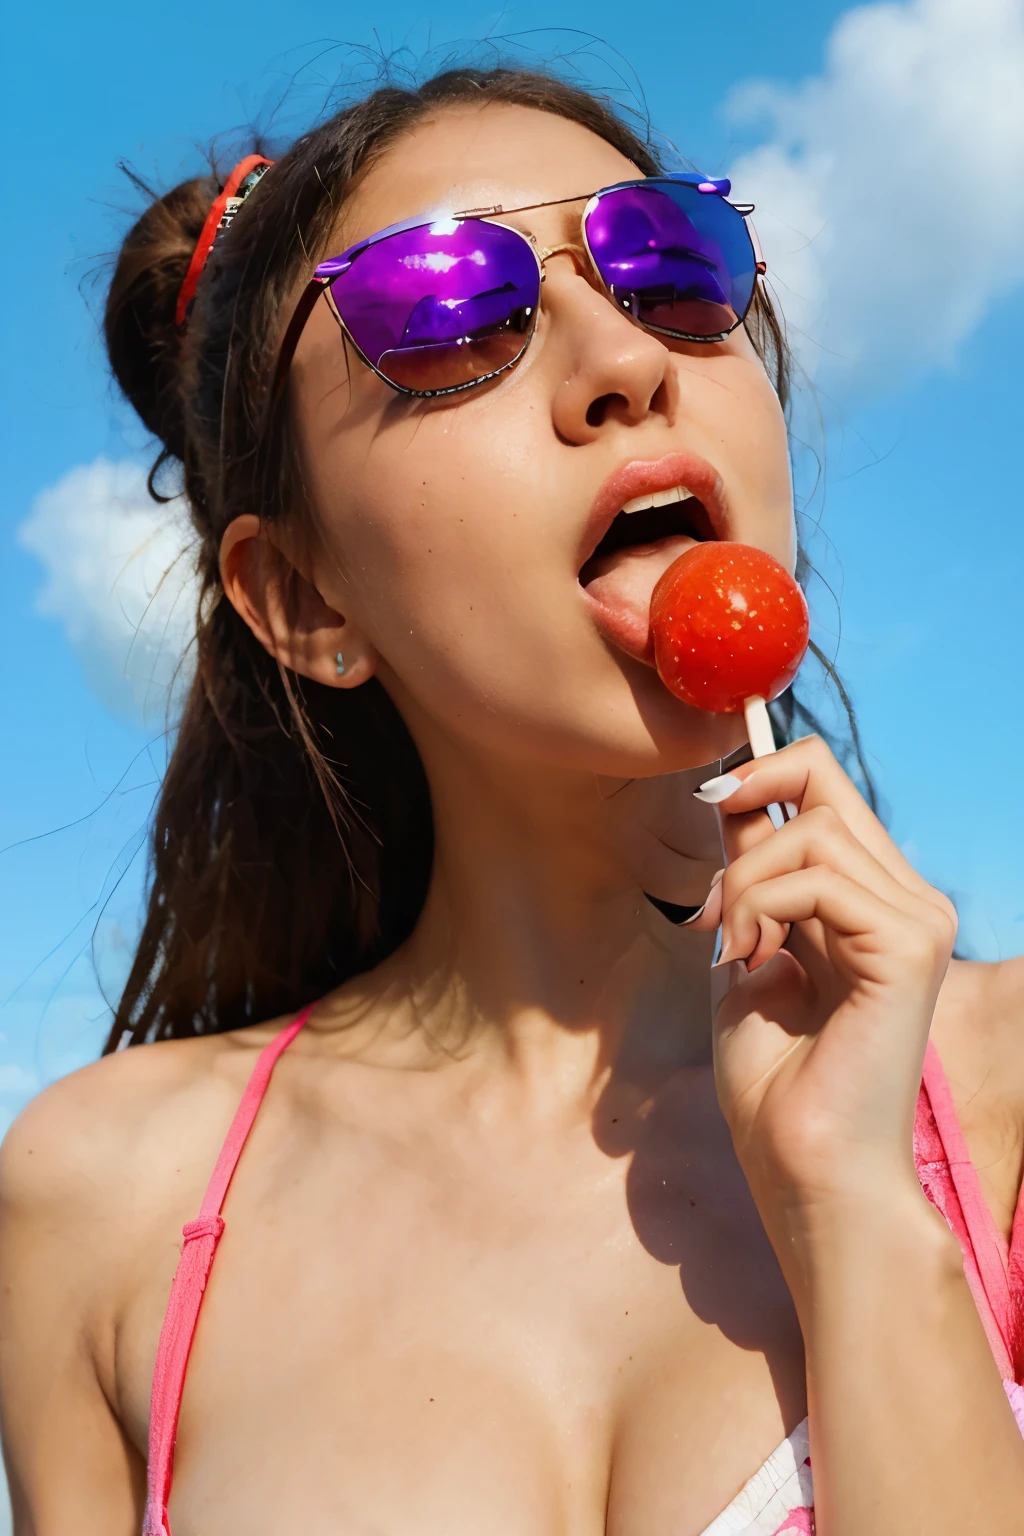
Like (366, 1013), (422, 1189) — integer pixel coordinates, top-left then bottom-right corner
(543, 254), (680, 444)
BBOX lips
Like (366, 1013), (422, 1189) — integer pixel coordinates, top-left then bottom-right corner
(578, 454), (730, 664)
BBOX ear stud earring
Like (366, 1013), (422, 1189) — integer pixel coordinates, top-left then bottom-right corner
(335, 652), (346, 677)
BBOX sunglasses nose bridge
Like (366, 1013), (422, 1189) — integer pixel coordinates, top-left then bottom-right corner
(535, 240), (594, 283)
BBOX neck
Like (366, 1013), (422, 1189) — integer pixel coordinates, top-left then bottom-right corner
(376, 733), (720, 1109)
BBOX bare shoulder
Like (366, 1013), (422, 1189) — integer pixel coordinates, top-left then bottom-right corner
(0, 1019), (291, 1270)
(931, 954), (1024, 1094)
(982, 953), (1024, 1093)
(0, 1027), (288, 1533)
(988, 953), (1024, 1030)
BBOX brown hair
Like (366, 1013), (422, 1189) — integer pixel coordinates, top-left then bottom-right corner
(102, 64), (867, 1051)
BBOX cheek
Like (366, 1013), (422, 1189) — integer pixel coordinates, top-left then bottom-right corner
(735, 344), (788, 468)
(303, 397), (583, 713)
(740, 379), (790, 502)
(700, 353), (793, 551)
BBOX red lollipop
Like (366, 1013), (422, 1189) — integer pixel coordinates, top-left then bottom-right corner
(650, 542), (809, 759)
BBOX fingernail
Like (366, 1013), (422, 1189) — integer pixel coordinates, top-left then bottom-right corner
(693, 772), (744, 805)
(785, 801), (799, 820)
(679, 868), (725, 926)
(766, 802), (785, 831)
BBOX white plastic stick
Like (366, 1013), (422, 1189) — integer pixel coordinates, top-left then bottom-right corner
(743, 695), (795, 827)
(743, 695), (776, 758)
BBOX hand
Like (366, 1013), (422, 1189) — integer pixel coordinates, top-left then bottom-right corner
(687, 736), (957, 1218)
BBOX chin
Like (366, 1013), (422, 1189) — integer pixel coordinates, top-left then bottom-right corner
(591, 660), (748, 778)
(538, 708), (747, 783)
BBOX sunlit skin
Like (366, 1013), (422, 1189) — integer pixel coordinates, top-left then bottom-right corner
(2, 103), (1024, 1536)
(264, 111), (793, 766)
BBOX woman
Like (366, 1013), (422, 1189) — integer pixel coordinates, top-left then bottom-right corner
(1, 66), (1022, 1536)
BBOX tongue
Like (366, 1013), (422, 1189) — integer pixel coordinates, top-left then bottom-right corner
(582, 535), (699, 663)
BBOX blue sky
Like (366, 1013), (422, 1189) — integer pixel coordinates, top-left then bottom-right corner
(1, 3), (1023, 1520)
(2, 0), (1023, 1144)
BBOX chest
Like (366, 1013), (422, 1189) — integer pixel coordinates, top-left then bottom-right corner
(117, 1107), (806, 1536)
(958, 1100), (1024, 1247)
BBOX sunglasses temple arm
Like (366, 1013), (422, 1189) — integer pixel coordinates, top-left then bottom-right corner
(269, 278), (329, 413)
(745, 216), (768, 277)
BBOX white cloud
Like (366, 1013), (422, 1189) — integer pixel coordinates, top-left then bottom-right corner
(18, 459), (199, 725)
(727, 0), (1024, 399)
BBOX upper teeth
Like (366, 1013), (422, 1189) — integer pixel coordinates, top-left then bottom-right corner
(621, 485), (695, 514)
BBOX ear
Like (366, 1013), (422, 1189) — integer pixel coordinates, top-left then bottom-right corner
(219, 515), (378, 688)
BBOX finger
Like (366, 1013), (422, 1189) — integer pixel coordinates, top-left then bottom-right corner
(720, 804), (919, 926)
(694, 735), (933, 900)
(780, 913), (833, 985)
(717, 803), (909, 974)
(719, 865), (952, 986)
(719, 868), (864, 974)
(717, 803), (781, 869)
(745, 911), (792, 972)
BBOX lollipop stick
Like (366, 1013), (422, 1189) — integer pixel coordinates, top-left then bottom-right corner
(742, 695), (796, 826)
(743, 695), (776, 759)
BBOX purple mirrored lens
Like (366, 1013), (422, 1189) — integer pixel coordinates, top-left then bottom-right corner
(326, 219), (540, 393)
(585, 182), (756, 339)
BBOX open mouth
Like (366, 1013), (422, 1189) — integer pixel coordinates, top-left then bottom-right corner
(579, 486), (717, 663)
(579, 488), (716, 585)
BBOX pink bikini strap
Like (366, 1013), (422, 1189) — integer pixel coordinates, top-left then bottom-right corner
(915, 1040), (1019, 1380)
(143, 1006), (316, 1536)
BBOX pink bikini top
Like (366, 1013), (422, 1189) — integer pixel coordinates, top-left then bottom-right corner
(141, 1012), (1024, 1536)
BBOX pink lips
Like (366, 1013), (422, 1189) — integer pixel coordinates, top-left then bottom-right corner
(583, 534), (701, 661)
(578, 453), (731, 664)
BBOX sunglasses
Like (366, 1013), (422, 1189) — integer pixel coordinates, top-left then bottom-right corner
(272, 173), (765, 402)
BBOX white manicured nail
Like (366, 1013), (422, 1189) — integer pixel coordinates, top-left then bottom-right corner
(785, 801), (799, 820)
(766, 802), (785, 831)
(693, 772), (744, 804)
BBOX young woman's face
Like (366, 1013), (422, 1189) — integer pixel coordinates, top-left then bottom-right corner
(288, 103), (794, 776)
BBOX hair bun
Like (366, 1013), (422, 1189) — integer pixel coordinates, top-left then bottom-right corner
(104, 170), (219, 461)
